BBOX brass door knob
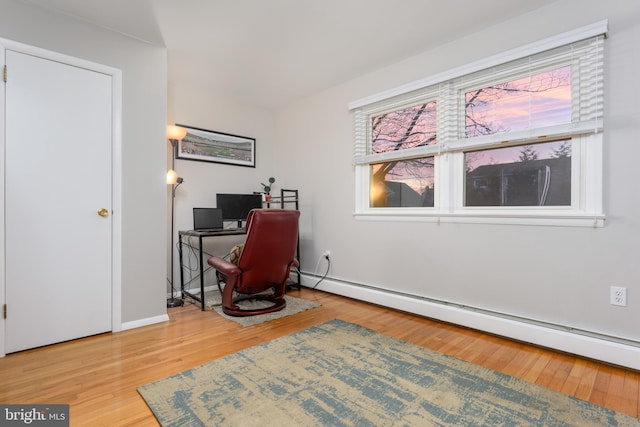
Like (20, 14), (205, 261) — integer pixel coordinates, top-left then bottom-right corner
(97, 208), (109, 217)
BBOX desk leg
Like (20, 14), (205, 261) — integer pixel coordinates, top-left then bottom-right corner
(178, 234), (185, 298)
(199, 235), (205, 311)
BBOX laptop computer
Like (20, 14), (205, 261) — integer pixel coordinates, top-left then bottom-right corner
(193, 207), (223, 231)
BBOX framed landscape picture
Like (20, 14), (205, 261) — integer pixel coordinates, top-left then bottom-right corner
(175, 124), (256, 168)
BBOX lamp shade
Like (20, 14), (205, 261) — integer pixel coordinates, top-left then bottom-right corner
(166, 169), (179, 185)
(166, 125), (187, 141)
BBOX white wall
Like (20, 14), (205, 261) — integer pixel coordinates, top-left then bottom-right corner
(0, 0), (168, 325)
(274, 0), (640, 365)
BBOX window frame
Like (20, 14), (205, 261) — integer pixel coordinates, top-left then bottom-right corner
(351, 21), (607, 227)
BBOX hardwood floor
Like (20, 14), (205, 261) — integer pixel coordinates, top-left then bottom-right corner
(0, 288), (638, 425)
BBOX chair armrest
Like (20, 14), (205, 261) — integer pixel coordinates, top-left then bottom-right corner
(207, 256), (242, 277)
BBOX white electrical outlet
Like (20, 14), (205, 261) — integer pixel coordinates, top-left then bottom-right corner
(322, 250), (331, 259)
(610, 286), (627, 306)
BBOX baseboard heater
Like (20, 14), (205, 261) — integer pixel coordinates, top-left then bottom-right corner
(300, 274), (640, 371)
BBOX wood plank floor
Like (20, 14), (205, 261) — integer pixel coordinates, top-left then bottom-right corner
(0, 288), (638, 426)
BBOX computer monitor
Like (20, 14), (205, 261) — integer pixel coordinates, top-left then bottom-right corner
(216, 193), (263, 227)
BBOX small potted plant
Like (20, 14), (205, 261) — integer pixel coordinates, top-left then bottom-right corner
(261, 177), (276, 201)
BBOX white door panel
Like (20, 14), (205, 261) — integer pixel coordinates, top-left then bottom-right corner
(5, 50), (112, 353)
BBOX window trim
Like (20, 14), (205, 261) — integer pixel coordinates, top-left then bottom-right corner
(350, 21), (607, 228)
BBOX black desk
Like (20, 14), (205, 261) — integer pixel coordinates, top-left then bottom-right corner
(178, 228), (246, 310)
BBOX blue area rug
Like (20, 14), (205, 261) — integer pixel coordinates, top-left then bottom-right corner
(138, 319), (639, 426)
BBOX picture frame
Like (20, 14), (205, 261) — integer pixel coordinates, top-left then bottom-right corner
(175, 124), (256, 168)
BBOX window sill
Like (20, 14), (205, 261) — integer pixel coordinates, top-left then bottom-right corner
(353, 209), (606, 227)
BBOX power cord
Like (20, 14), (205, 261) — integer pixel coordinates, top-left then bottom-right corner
(180, 236), (233, 294)
(312, 253), (331, 289)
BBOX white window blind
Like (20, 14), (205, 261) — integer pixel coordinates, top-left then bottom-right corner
(352, 21), (607, 165)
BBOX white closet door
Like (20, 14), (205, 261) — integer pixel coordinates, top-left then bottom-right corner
(5, 49), (112, 353)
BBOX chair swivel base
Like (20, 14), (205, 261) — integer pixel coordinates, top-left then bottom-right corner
(222, 295), (286, 317)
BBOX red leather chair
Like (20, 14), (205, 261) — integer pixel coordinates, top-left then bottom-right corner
(207, 209), (300, 316)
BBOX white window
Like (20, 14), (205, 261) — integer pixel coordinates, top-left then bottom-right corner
(350, 21), (607, 227)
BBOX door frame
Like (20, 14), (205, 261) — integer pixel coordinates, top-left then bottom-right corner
(0, 39), (123, 357)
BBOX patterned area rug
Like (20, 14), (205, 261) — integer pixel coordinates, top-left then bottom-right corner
(138, 319), (640, 426)
(204, 289), (320, 327)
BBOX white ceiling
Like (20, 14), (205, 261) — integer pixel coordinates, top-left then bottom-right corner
(24, 0), (557, 110)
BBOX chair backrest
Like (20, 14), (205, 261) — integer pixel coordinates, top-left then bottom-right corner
(235, 209), (300, 292)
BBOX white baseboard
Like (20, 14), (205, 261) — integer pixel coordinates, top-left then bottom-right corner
(121, 314), (169, 331)
(119, 284), (218, 333)
(303, 275), (640, 371)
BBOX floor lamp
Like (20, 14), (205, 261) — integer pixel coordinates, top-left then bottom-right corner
(167, 125), (187, 308)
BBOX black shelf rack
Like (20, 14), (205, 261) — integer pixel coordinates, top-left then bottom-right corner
(267, 189), (300, 289)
